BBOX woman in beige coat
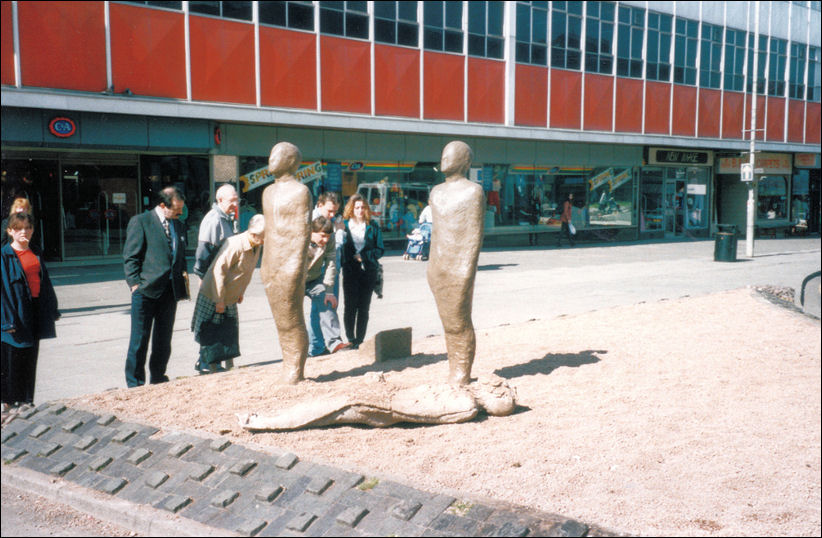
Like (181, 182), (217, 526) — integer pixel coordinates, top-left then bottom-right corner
(191, 214), (264, 374)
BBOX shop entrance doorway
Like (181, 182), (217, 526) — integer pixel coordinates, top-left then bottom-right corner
(664, 179), (686, 237)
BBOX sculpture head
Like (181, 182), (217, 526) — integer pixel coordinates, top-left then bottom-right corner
(440, 140), (473, 179)
(268, 142), (302, 179)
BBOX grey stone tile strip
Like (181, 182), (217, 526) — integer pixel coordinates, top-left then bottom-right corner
(1, 405), (623, 537)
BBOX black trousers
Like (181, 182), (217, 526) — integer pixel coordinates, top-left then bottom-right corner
(558, 221), (575, 246)
(342, 263), (375, 345)
(1, 298), (41, 405)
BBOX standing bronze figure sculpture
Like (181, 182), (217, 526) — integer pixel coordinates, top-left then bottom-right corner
(427, 141), (485, 385)
(260, 142), (311, 384)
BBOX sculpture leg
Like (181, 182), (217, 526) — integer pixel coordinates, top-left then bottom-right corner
(444, 328), (475, 386)
(263, 279), (308, 384)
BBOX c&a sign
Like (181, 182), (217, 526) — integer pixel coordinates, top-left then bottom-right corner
(48, 117), (77, 138)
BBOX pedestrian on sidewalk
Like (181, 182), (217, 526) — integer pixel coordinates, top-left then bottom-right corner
(557, 193), (576, 247)
(191, 214), (265, 374)
(305, 216), (349, 356)
(1, 212), (60, 417)
(309, 192), (345, 356)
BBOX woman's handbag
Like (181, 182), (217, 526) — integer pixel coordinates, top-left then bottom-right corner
(569, 223), (576, 235)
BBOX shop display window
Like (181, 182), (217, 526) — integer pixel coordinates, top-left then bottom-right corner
(757, 176), (788, 220)
(791, 170), (810, 223)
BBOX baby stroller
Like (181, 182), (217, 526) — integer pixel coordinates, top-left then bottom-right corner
(403, 222), (431, 261)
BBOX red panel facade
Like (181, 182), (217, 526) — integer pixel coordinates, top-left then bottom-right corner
(321, 36), (370, 114)
(644, 81), (670, 135)
(549, 69), (581, 129)
(260, 26), (316, 110)
(374, 44), (419, 118)
(18, 1), (106, 91)
(467, 57), (504, 124)
(697, 89), (721, 138)
(787, 100), (805, 143)
(671, 85), (697, 136)
(805, 102), (821, 144)
(189, 16), (254, 104)
(744, 95), (767, 141)
(765, 96), (785, 142)
(423, 52), (464, 121)
(721, 92), (745, 139)
(110, 3), (185, 99)
(1, 1), (13, 85)
(614, 78), (643, 133)
(514, 64), (547, 127)
(583, 73), (613, 131)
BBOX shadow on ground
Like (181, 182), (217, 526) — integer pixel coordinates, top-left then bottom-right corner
(494, 350), (606, 379)
(311, 352), (448, 383)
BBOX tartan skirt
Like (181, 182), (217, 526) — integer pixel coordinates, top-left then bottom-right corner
(190, 293), (240, 364)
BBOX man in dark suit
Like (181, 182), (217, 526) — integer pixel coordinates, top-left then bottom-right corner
(123, 186), (188, 387)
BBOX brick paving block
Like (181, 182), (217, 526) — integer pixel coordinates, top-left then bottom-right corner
(490, 521), (530, 537)
(409, 494), (456, 527)
(321, 523), (366, 537)
(1, 447), (27, 463)
(286, 512), (317, 532)
(96, 414), (116, 426)
(272, 475), (312, 507)
(155, 494), (192, 513)
(392, 499), (423, 521)
(168, 442), (193, 458)
(29, 424), (50, 438)
(97, 477), (128, 495)
(145, 471), (169, 489)
(546, 519), (589, 537)
(463, 503), (495, 521)
(49, 461), (75, 476)
(73, 435), (98, 451)
(306, 476), (333, 495)
(256, 485), (284, 503)
(48, 404), (67, 415)
(337, 506), (369, 528)
(61, 419), (83, 433)
(111, 428), (137, 443)
(236, 519), (268, 537)
(88, 455), (113, 471)
(127, 447), (152, 465)
(275, 452), (298, 470)
(211, 489), (240, 508)
(37, 442), (61, 457)
(210, 438), (231, 452)
(189, 463), (215, 481)
(230, 460), (258, 476)
(18, 406), (39, 420)
(1, 430), (17, 444)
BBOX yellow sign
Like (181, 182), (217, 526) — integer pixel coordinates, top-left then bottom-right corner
(608, 169), (632, 191)
(239, 161), (323, 193)
(588, 168), (613, 191)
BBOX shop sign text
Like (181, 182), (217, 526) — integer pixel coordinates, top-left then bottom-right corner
(49, 117), (76, 138)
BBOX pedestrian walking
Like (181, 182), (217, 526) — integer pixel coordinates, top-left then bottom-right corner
(1, 197), (34, 248)
(122, 186), (188, 388)
(305, 216), (349, 355)
(557, 193), (576, 247)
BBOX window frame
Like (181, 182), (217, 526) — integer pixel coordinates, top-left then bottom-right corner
(768, 37), (788, 97)
(467, 1), (504, 59)
(551, 1), (583, 70)
(515, 1), (549, 66)
(258, 1), (315, 31)
(699, 22), (722, 89)
(724, 28), (747, 92)
(423, 1), (464, 54)
(319, 1), (369, 40)
(616, 4), (645, 78)
(789, 42), (807, 100)
(673, 17), (698, 86)
(374, 1), (419, 47)
(645, 10), (671, 82)
(584, 1), (615, 75)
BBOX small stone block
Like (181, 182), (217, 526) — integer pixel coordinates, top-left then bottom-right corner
(111, 428), (137, 443)
(236, 519), (268, 537)
(17, 406), (38, 420)
(337, 506), (369, 528)
(554, 519), (589, 537)
(286, 512), (317, 532)
(306, 476), (333, 495)
(50, 461), (75, 476)
(168, 442), (193, 458)
(127, 448), (152, 465)
(29, 424), (50, 438)
(391, 500), (422, 521)
(98, 477), (128, 495)
(49, 404), (67, 415)
(492, 522), (530, 537)
(374, 327), (412, 362)
(145, 471), (169, 489)
(274, 452), (298, 470)
(74, 436), (98, 451)
(210, 438), (231, 452)
(255, 485), (284, 502)
(211, 490), (240, 508)
(88, 455), (113, 471)
(96, 414), (116, 426)
(1, 430), (17, 444)
(61, 419), (83, 433)
(229, 460), (257, 476)
(38, 442), (61, 457)
(3, 448), (27, 463)
(189, 463), (215, 481)
(162, 495), (192, 513)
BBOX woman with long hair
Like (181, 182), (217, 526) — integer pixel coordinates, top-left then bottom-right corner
(341, 194), (384, 349)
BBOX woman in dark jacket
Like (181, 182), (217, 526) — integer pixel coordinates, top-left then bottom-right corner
(341, 194), (384, 349)
(1, 213), (59, 413)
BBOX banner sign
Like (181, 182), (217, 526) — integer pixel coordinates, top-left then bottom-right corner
(588, 168), (613, 191)
(326, 162), (342, 192)
(608, 169), (632, 191)
(239, 161), (323, 193)
(648, 148), (713, 166)
(718, 152), (792, 174)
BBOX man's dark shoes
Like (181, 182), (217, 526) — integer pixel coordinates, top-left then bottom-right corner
(195, 360), (211, 375)
(150, 375), (170, 384)
(309, 348), (330, 358)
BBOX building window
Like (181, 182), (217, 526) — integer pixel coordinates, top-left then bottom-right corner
(724, 28), (747, 92)
(616, 4), (644, 78)
(809, 47), (821, 101)
(259, 1), (314, 31)
(646, 11), (671, 81)
(320, 1), (368, 39)
(699, 22), (722, 89)
(374, 1), (418, 47)
(757, 176), (788, 221)
(515, 1), (548, 66)
(551, 1), (582, 70)
(423, 1), (463, 53)
(747, 34), (768, 94)
(674, 17), (698, 85)
(120, 1), (182, 9)
(468, 1), (504, 59)
(789, 42), (807, 99)
(768, 37), (788, 96)
(584, 1), (614, 74)
(189, 1), (252, 21)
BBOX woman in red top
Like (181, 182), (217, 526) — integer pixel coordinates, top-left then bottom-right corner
(557, 193), (576, 247)
(1, 213), (60, 419)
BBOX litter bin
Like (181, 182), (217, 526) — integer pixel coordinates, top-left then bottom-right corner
(714, 224), (737, 262)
